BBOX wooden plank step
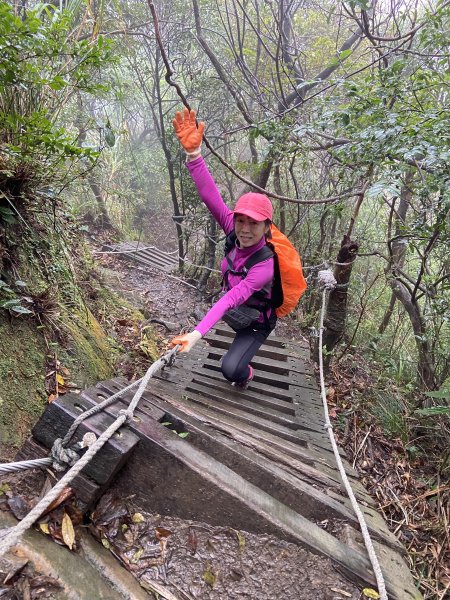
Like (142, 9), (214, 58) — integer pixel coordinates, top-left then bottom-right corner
(120, 242), (178, 266)
(103, 243), (177, 273)
(212, 323), (310, 351)
(94, 399), (418, 599)
(205, 344), (315, 377)
(196, 357), (319, 392)
(184, 380), (331, 448)
(205, 332), (310, 362)
(185, 380), (299, 428)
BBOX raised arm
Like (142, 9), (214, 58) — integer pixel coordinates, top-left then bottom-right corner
(173, 108), (233, 234)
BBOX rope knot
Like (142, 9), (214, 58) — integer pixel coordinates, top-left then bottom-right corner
(118, 408), (133, 422)
(51, 438), (80, 472)
(318, 269), (337, 290)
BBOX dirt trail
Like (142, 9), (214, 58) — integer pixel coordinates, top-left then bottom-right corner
(98, 251), (306, 342)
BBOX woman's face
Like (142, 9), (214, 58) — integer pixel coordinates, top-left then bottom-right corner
(234, 214), (270, 248)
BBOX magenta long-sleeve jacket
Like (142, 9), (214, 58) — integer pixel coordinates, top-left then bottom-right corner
(186, 156), (274, 337)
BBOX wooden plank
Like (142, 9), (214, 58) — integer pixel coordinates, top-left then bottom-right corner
(16, 437), (103, 510)
(212, 323), (310, 350)
(157, 359), (324, 413)
(197, 357), (319, 392)
(185, 378), (328, 436)
(189, 372), (297, 415)
(205, 345), (316, 377)
(185, 380), (302, 430)
(31, 392), (140, 486)
(204, 332), (310, 362)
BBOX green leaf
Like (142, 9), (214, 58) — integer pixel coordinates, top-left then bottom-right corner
(424, 390), (450, 399)
(104, 127), (116, 148)
(415, 406), (450, 416)
(0, 299), (21, 308)
(11, 305), (33, 314)
(339, 49), (352, 61)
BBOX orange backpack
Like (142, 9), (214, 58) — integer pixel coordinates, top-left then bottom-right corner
(269, 225), (307, 317)
(224, 225), (307, 317)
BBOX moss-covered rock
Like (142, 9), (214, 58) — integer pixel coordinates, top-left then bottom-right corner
(0, 305), (121, 454)
(0, 315), (47, 449)
(59, 306), (117, 388)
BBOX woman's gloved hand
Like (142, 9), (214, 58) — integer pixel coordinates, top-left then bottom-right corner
(172, 108), (204, 156)
(171, 330), (202, 353)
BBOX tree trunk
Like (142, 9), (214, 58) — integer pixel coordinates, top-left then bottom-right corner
(390, 279), (436, 391)
(378, 292), (396, 335)
(87, 178), (114, 229)
(273, 164), (285, 232)
(379, 173), (412, 334)
(315, 235), (358, 368)
(197, 216), (217, 292)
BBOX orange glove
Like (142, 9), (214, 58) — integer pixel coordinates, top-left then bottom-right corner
(172, 108), (205, 154)
(171, 330), (202, 353)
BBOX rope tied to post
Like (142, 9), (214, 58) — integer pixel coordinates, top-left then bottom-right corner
(0, 345), (180, 558)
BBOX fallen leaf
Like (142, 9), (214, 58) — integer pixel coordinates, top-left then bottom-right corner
(131, 548), (144, 563)
(42, 487), (73, 516)
(327, 387), (336, 401)
(363, 589), (380, 599)
(233, 529), (245, 553)
(331, 588), (352, 597)
(187, 528), (197, 555)
(39, 523), (50, 535)
(7, 494), (29, 520)
(155, 526), (172, 540)
(61, 512), (75, 550)
(132, 512), (145, 524)
(56, 374), (65, 386)
(29, 575), (62, 596)
(48, 393), (57, 403)
(202, 564), (216, 588)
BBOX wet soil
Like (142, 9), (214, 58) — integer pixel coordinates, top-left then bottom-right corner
(90, 492), (360, 600)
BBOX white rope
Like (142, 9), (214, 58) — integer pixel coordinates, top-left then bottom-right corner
(0, 458), (52, 474)
(0, 346), (180, 557)
(317, 272), (388, 600)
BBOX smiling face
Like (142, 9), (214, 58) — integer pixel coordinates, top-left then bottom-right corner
(234, 214), (270, 248)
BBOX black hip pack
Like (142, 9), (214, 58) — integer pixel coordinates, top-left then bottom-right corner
(222, 231), (275, 331)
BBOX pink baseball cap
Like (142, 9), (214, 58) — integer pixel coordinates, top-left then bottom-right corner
(233, 192), (273, 222)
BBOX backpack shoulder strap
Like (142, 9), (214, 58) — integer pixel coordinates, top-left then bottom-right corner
(224, 230), (274, 278)
(224, 230), (237, 256)
(244, 245), (274, 272)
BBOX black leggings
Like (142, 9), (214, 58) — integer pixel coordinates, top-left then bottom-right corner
(221, 320), (276, 383)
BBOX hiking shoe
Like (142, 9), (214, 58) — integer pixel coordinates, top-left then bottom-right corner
(232, 365), (253, 389)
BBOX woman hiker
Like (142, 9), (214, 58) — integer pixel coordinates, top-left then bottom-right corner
(170, 108), (277, 389)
